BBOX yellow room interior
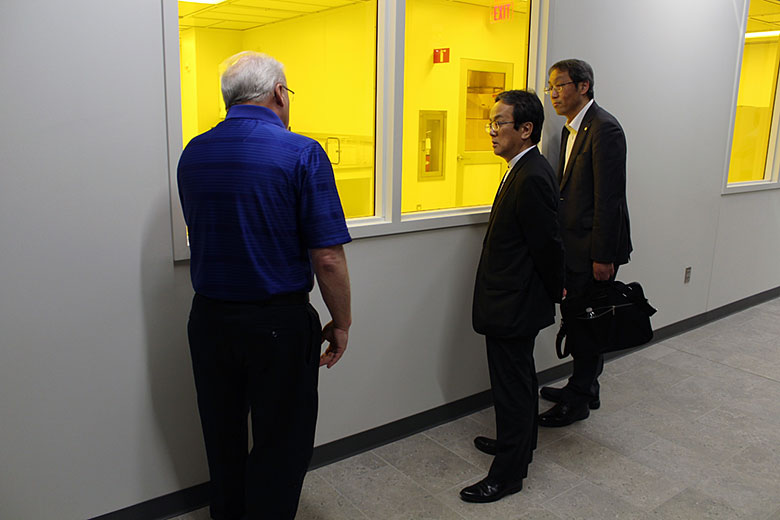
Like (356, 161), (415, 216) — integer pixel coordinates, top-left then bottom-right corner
(178, 0), (531, 218)
(729, 0), (780, 183)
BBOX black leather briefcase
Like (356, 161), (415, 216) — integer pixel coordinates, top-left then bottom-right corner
(556, 281), (657, 359)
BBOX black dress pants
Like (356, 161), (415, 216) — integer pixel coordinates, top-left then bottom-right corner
(562, 267), (618, 404)
(188, 294), (321, 520)
(485, 333), (538, 483)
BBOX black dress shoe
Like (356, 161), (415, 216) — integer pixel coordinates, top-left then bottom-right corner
(538, 402), (590, 427)
(540, 386), (600, 409)
(473, 436), (497, 455)
(459, 476), (523, 503)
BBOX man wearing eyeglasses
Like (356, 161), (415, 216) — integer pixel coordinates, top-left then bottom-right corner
(538, 59), (633, 427)
(178, 51), (352, 519)
(465, 90), (564, 503)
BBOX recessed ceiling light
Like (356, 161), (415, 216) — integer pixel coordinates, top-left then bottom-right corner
(746, 30), (780, 39)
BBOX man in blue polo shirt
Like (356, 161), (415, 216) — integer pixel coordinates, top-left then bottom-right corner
(177, 51), (352, 520)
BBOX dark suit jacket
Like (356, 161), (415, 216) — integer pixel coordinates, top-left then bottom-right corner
(558, 102), (632, 273)
(473, 146), (565, 338)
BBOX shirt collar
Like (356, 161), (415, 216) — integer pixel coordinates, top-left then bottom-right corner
(506, 144), (536, 171)
(225, 104), (285, 128)
(567, 99), (595, 133)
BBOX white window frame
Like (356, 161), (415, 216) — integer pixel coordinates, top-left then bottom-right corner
(722, 0), (780, 195)
(163, 0), (548, 260)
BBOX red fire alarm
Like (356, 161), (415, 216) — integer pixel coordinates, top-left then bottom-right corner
(433, 48), (450, 64)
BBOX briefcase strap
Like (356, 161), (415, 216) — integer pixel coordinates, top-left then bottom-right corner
(555, 322), (568, 359)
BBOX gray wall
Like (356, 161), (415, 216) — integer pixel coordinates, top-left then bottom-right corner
(1, 0), (777, 518)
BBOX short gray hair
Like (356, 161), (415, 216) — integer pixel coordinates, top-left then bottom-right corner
(220, 51), (286, 109)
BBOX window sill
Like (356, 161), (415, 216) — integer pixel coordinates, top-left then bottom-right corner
(723, 180), (780, 195)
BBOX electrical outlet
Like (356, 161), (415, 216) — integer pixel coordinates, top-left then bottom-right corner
(684, 266), (692, 284)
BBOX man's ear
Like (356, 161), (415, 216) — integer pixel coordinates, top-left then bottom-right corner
(520, 121), (533, 140)
(273, 83), (286, 107)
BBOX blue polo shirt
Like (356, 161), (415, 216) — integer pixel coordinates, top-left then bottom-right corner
(177, 105), (351, 301)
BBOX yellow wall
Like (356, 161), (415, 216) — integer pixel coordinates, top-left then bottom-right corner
(178, 0), (533, 216)
(729, 37), (780, 183)
(179, 27), (242, 146)
(401, 0), (530, 213)
(241, 3), (376, 137)
(179, 2), (377, 218)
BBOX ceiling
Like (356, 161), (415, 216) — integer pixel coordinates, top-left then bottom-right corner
(747, 0), (780, 32)
(179, 0), (530, 31)
(179, 0), (369, 31)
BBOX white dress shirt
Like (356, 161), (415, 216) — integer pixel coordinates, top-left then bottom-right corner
(564, 99), (594, 170)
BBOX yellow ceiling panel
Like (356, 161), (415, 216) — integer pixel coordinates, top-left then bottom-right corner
(211, 20), (267, 29)
(231, 0), (359, 9)
(179, 0), (371, 31)
(180, 16), (223, 28)
(205, 4), (310, 16)
(179, 1), (213, 17)
(200, 10), (284, 23)
(752, 13), (780, 22)
(749, 0), (780, 16)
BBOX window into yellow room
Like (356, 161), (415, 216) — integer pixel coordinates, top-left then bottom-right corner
(728, 0), (780, 185)
(178, 0), (378, 218)
(400, 0), (532, 213)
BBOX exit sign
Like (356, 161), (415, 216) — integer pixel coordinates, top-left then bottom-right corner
(491, 1), (513, 23)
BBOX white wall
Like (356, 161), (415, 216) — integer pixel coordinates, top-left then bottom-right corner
(542, 0), (780, 324)
(0, 0), (777, 518)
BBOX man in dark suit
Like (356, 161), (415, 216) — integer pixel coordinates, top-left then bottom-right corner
(538, 59), (632, 428)
(463, 90), (564, 503)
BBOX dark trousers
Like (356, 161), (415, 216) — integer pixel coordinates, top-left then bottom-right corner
(485, 333), (538, 483)
(187, 294), (321, 520)
(563, 267), (618, 403)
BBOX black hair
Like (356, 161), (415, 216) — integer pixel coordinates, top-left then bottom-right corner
(549, 59), (595, 99)
(494, 89), (544, 144)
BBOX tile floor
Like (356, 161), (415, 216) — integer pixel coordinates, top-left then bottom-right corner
(175, 297), (780, 519)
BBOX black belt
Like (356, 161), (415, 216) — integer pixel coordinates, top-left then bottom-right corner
(196, 292), (309, 306)
(260, 292), (309, 306)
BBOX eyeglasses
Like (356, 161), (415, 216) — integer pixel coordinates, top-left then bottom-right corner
(543, 81), (575, 95)
(281, 85), (295, 101)
(485, 120), (515, 133)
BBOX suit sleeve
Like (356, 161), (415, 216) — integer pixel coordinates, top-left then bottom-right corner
(516, 172), (565, 303)
(591, 117), (627, 263)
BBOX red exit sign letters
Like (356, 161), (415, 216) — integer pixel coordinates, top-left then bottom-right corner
(491, 1), (513, 23)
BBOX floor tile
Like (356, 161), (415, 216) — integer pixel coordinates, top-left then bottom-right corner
(635, 342), (678, 360)
(435, 479), (540, 520)
(538, 433), (685, 511)
(296, 473), (369, 520)
(171, 297), (780, 520)
(520, 452), (583, 503)
(648, 488), (742, 520)
(693, 465), (780, 519)
(629, 437), (725, 487)
(541, 481), (651, 520)
(423, 416), (487, 447)
(379, 493), (465, 520)
(373, 433), (483, 494)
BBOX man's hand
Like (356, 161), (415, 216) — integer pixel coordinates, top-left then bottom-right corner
(593, 261), (614, 281)
(319, 320), (348, 368)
